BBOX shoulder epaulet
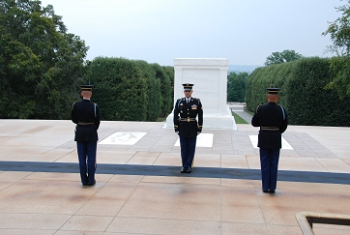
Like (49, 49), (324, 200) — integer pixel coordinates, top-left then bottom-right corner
(176, 99), (183, 109)
(194, 97), (201, 103)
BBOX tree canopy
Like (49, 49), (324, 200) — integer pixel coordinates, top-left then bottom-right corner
(0, 0), (88, 119)
(323, 0), (350, 56)
(323, 0), (350, 98)
(264, 50), (303, 66)
(227, 71), (248, 102)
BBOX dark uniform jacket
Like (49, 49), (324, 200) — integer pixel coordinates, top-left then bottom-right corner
(173, 97), (203, 138)
(71, 99), (100, 142)
(251, 102), (288, 149)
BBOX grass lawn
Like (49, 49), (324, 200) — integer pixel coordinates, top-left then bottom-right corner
(231, 111), (249, 124)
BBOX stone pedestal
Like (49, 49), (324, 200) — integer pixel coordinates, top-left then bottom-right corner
(164, 58), (237, 130)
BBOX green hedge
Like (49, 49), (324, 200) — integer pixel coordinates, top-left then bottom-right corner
(85, 57), (147, 121)
(246, 57), (350, 126)
(151, 63), (172, 117)
(136, 60), (160, 121)
(246, 62), (292, 111)
(84, 57), (173, 121)
(162, 66), (175, 107)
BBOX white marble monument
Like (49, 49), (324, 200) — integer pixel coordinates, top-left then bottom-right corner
(164, 58), (237, 130)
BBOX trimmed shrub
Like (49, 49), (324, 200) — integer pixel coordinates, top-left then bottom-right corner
(246, 57), (350, 126)
(85, 57), (148, 121)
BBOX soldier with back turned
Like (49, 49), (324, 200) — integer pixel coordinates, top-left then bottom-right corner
(71, 84), (100, 186)
(251, 87), (288, 193)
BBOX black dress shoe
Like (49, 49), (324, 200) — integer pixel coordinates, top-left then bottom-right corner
(185, 168), (192, 173)
(180, 167), (186, 173)
(269, 190), (275, 194)
(87, 180), (96, 186)
(263, 190), (269, 193)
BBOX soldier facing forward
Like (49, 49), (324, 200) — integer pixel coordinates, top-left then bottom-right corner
(173, 83), (203, 173)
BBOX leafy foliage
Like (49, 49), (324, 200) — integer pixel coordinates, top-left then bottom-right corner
(85, 57), (172, 121)
(227, 72), (248, 102)
(323, 56), (350, 99)
(0, 1), (174, 121)
(323, 0), (350, 98)
(246, 57), (350, 126)
(265, 50), (303, 66)
(323, 0), (350, 56)
(162, 66), (175, 105)
(0, 0), (88, 119)
(151, 63), (172, 117)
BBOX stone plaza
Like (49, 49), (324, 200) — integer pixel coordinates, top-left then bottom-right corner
(0, 113), (350, 234)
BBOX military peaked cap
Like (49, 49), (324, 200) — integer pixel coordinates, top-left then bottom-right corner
(266, 87), (280, 94)
(80, 84), (93, 91)
(182, 83), (194, 91)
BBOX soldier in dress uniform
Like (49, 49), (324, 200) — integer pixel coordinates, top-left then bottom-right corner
(173, 83), (203, 173)
(71, 85), (100, 186)
(251, 87), (288, 193)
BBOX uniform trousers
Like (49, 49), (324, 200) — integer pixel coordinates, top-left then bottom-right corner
(179, 135), (197, 169)
(259, 148), (280, 191)
(77, 141), (97, 185)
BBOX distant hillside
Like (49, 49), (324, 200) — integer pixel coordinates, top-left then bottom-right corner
(228, 65), (262, 74)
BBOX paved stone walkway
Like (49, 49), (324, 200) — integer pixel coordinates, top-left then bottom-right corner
(228, 102), (253, 123)
(0, 119), (350, 234)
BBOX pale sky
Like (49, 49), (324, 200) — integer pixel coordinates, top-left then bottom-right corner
(40, 0), (343, 66)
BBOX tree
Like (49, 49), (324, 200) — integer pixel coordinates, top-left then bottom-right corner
(0, 0), (88, 119)
(323, 0), (350, 56)
(227, 72), (248, 102)
(323, 0), (350, 98)
(265, 50), (303, 66)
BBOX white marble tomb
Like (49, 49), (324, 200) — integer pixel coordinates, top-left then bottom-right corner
(164, 58), (237, 130)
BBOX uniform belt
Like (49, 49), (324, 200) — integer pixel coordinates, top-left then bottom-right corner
(180, 118), (196, 122)
(260, 126), (279, 131)
(78, 122), (94, 125)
